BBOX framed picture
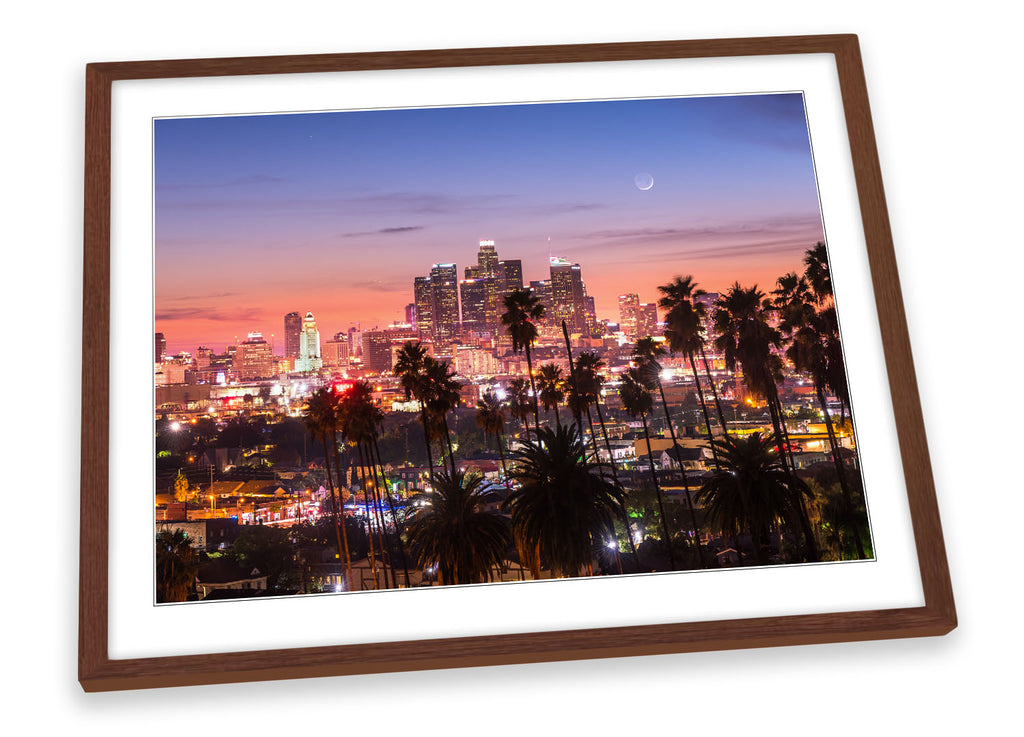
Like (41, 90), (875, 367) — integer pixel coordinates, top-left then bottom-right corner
(80, 34), (955, 692)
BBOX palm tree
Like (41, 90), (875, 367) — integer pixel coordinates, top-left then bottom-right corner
(423, 356), (462, 478)
(696, 433), (812, 565)
(303, 388), (352, 586)
(536, 363), (566, 429)
(631, 338), (707, 567)
(405, 470), (511, 586)
(506, 377), (533, 444)
(476, 390), (510, 488)
(774, 268), (866, 560)
(713, 284), (820, 562)
(501, 288), (545, 432)
(505, 424), (625, 578)
(658, 275), (727, 446)
(568, 351), (605, 462)
(393, 341), (435, 479)
(156, 529), (199, 603)
(619, 367), (678, 571)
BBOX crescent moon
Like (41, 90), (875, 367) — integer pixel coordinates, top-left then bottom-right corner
(634, 172), (654, 191)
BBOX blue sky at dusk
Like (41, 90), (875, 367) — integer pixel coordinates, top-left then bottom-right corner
(155, 93), (824, 354)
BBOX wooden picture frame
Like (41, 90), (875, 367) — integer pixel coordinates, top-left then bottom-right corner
(80, 34), (955, 692)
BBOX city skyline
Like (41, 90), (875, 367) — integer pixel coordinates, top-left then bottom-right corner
(156, 93), (824, 355)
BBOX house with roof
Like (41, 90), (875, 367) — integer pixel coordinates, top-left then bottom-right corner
(196, 557), (269, 600)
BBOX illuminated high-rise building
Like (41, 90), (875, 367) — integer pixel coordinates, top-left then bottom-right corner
(413, 277), (434, 339)
(322, 332), (350, 369)
(295, 312), (322, 372)
(476, 239), (498, 277)
(363, 324), (418, 374)
(237, 332), (275, 379)
(155, 333), (166, 363)
(460, 278), (489, 333)
(618, 293), (640, 338)
(405, 303), (416, 326)
(637, 303), (660, 338)
(528, 279), (554, 326)
(284, 311), (302, 360)
(693, 292), (719, 344)
(549, 257), (588, 333)
(496, 259), (523, 293)
(430, 263), (459, 342)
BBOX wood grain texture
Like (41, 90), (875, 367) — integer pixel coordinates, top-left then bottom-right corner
(79, 34), (955, 692)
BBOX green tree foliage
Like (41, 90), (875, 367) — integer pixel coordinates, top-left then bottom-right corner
(230, 524), (299, 591)
(156, 529), (199, 603)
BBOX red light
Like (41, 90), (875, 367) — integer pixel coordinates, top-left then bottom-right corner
(333, 380), (356, 395)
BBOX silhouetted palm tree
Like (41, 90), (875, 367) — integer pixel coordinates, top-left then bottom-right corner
(696, 433), (812, 566)
(536, 363), (566, 429)
(156, 529), (199, 603)
(393, 341), (435, 479)
(506, 376), (533, 444)
(774, 268), (866, 559)
(501, 288), (545, 432)
(505, 424), (625, 578)
(476, 390), (510, 487)
(658, 275), (726, 450)
(303, 388), (352, 585)
(631, 337), (707, 567)
(405, 470), (511, 585)
(619, 367), (678, 570)
(423, 356), (461, 477)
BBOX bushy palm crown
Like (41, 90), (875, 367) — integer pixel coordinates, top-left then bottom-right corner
(476, 390), (506, 438)
(405, 471), (511, 585)
(630, 337), (666, 391)
(695, 432), (810, 545)
(336, 381), (383, 446)
(393, 341), (429, 402)
(566, 351), (603, 417)
(803, 241), (833, 304)
(505, 424), (624, 578)
(304, 387), (338, 442)
(506, 377), (532, 428)
(156, 529), (199, 603)
(536, 363), (566, 416)
(618, 366), (654, 418)
(501, 289), (544, 353)
(712, 284), (784, 400)
(658, 275), (707, 356)
(422, 356), (461, 436)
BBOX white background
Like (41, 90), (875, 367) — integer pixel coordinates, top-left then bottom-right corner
(1, 1), (1018, 733)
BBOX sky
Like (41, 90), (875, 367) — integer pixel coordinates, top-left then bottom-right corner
(155, 93), (825, 355)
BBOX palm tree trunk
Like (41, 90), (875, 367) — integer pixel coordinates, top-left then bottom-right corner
(320, 437), (348, 588)
(641, 413), (678, 571)
(363, 442), (395, 589)
(329, 431), (354, 586)
(496, 430), (510, 490)
(592, 400), (641, 571)
(418, 403), (435, 481)
(442, 417), (458, 478)
(372, 437), (413, 586)
(656, 379), (706, 568)
(353, 444), (379, 590)
(699, 346), (729, 434)
(525, 346), (540, 433)
(688, 353), (720, 466)
(816, 384), (866, 559)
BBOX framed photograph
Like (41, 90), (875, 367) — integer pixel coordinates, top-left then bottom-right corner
(80, 34), (955, 692)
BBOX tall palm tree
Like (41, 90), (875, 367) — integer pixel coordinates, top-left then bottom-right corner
(505, 424), (625, 579)
(156, 529), (199, 603)
(658, 276), (727, 447)
(619, 367), (678, 571)
(476, 390), (510, 488)
(501, 288), (545, 432)
(568, 351), (606, 462)
(696, 433), (812, 566)
(393, 341), (435, 479)
(713, 284), (820, 562)
(631, 338), (707, 567)
(423, 356), (462, 478)
(774, 269), (866, 560)
(506, 377), (533, 444)
(303, 388), (352, 586)
(536, 363), (566, 429)
(405, 470), (511, 586)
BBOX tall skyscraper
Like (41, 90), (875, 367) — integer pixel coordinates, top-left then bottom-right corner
(618, 293), (640, 338)
(430, 263), (459, 342)
(528, 279), (555, 326)
(322, 332), (350, 369)
(637, 303), (660, 338)
(549, 257), (588, 333)
(405, 303), (416, 326)
(413, 276), (434, 339)
(693, 292), (719, 345)
(496, 259), (523, 293)
(155, 332), (166, 363)
(459, 278), (489, 333)
(362, 324), (419, 374)
(284, 311), (302, 360)
(476, 239), (498, 277)
(237, 332), (275, 379)
(295, 312), (322, 372)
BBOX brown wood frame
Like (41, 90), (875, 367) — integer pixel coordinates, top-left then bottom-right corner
(80, 34), (955, 692)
